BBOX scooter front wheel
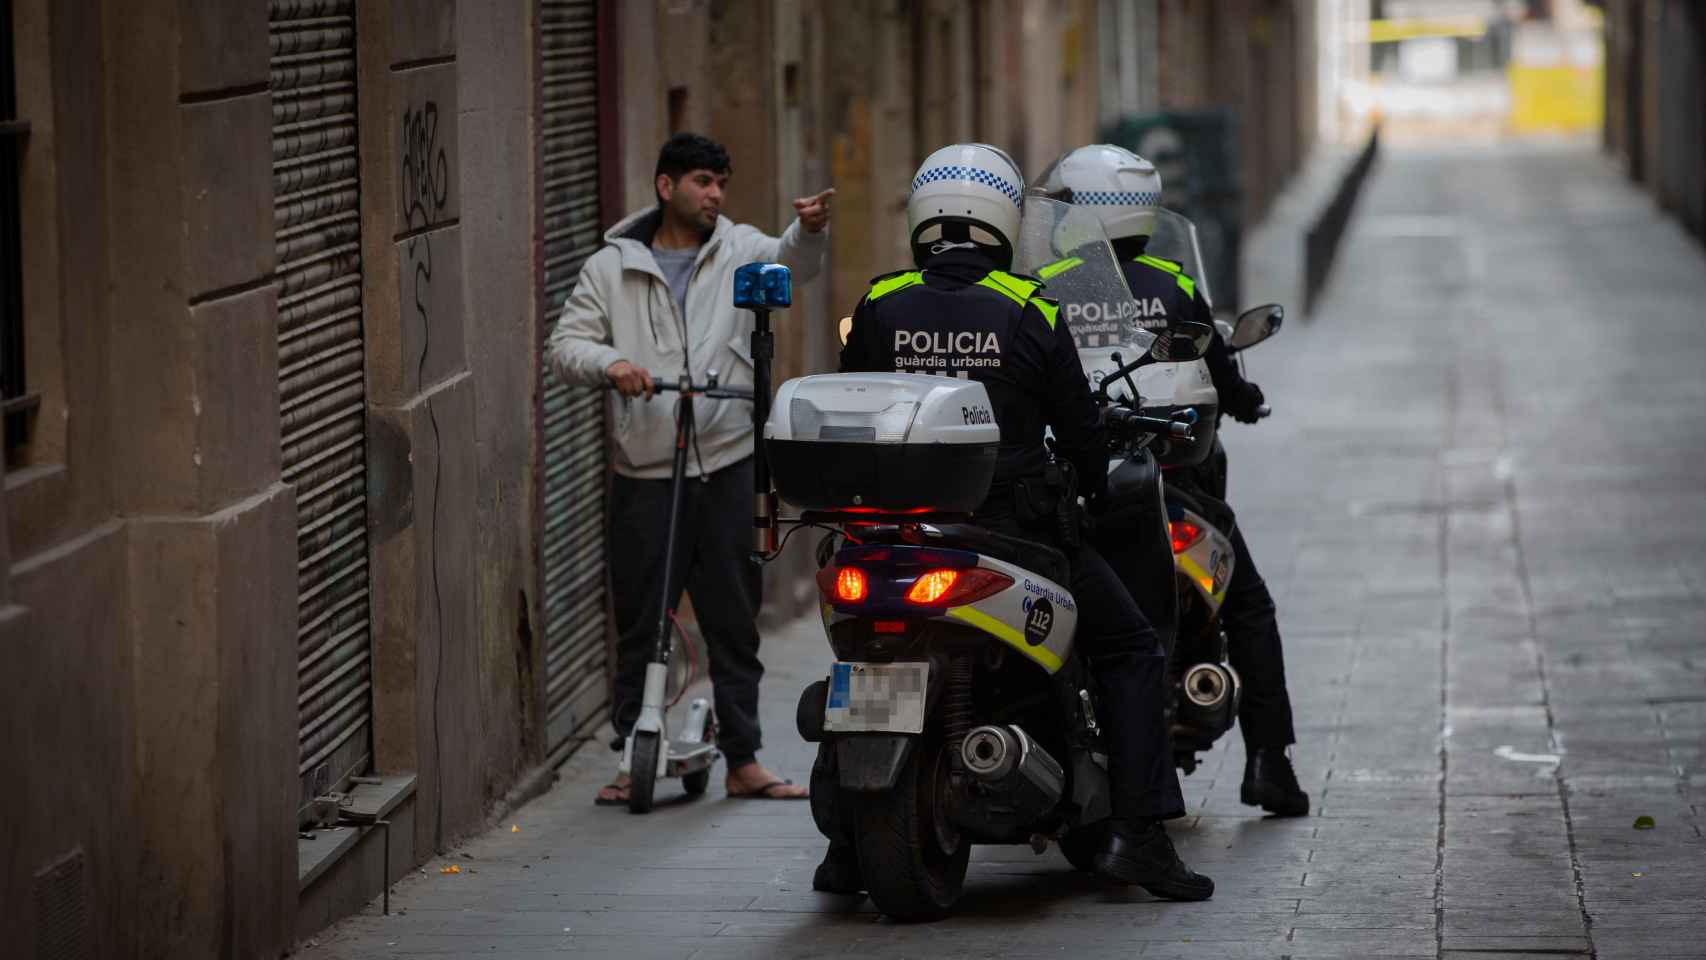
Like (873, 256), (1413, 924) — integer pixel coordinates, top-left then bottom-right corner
(629, 731), (660, 814)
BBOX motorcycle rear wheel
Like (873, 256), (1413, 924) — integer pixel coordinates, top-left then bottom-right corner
(854, 738), (969, 921)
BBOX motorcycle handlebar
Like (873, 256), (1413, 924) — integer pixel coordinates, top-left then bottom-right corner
(1106, 407), (1195, 442)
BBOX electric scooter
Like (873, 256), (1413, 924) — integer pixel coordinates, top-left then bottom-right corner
(616, 372), (744, 814)
(618, 263), (795, 814)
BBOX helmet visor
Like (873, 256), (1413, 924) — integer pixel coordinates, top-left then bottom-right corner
(1142, 208), (1213, 311)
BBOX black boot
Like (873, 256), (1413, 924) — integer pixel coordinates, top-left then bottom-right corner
(1241, 747), (1310, 817)
(812, 841), (864, 894)
(1093, 819), (1215, 901)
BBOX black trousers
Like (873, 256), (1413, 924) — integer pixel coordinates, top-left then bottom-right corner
(1222, 522), (1297, 750)
(608, 457), (765, 766)
(983, 513), (1187, 822)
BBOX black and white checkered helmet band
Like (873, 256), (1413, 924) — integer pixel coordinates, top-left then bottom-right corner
(1069, 189), (1162, 206)
(911, 165), (1023, 208)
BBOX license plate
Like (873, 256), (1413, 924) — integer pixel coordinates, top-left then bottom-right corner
(823, 661), (929, 734)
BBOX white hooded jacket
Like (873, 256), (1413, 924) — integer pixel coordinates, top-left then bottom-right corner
(548, 206), (827, 478)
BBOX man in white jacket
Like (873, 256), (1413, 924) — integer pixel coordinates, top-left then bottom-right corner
(549, 133), (831, 804)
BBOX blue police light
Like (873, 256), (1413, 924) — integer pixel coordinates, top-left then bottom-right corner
(732, 262), (792, 310)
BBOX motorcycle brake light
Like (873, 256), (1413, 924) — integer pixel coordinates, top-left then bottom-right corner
(873, 620), (907, 634)
(906, 569), (959, 603)
(834, 567), (868, 602)
(812, 562), (866, 600)
(906, 567), (1013, 607)
(816, 565), (868, 603)
(1169, 519), (1205, 554)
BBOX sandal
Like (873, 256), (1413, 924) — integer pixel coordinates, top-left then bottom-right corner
(727, 778), (808, 800)
(593, 779), (631, 806)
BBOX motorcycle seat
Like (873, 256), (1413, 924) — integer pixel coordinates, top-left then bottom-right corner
(917, 524), (1071, 586)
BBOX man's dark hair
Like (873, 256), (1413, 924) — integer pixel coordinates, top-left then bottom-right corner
(654, 133), (732, 202)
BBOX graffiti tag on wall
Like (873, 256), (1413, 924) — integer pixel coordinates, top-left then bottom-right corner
(402, 101), (450, 377)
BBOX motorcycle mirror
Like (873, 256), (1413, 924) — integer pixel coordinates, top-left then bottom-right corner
(733, 262), (792, 309)
(1181, 320), (1213, 358)
(1230, 303), (1283, 350)
(1151, 320), (1211, 363)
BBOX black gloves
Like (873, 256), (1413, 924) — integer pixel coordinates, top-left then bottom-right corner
(1222, 380), (1266, 424)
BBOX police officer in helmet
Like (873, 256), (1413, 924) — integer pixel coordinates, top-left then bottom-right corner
(814, 143), (1214, 901)
(1038, 143), (1310, 818)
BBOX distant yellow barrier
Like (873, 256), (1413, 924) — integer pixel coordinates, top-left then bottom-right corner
(1367, 17), (1486, 44)
(1507, 64), (1603, 134)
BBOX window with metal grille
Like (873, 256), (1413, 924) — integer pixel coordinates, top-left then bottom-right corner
(0, 0), (35, 466)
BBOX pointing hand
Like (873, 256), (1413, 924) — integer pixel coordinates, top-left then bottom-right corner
(794, 188), (835, 233)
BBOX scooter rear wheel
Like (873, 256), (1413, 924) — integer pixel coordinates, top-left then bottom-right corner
(683, 769), (710, 796)
(629, 731), (660, 814)
(854, 738), (969, 921)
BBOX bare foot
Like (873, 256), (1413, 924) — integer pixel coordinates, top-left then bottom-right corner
(594, 772), (632, 806)
(725, 761), (809, 799)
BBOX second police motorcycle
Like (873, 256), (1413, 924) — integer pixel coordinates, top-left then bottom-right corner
(1098, 206), (1284, 774)
(1021, 165), (1287, 774)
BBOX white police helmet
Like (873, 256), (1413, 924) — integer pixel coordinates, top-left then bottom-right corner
(1033, 144), (1163, 242)
(907, 143), (1025, 269)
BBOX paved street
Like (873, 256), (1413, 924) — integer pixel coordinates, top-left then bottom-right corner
(298, 142), (1706, 959)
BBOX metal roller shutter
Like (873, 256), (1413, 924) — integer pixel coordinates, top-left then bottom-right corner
(538, 0), (608, 753)
(269, 0), (374, 821)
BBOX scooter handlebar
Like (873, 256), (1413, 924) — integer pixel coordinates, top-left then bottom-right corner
(604, 374), (754, 401)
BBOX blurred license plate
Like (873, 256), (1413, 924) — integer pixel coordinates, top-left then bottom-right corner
(823, 661), (929, 734)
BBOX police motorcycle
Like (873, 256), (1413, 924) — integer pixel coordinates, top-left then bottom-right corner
(1122, 207), (1286, 771)
(767, 209), (1205, 921)
(1016, 199), (1257, 777)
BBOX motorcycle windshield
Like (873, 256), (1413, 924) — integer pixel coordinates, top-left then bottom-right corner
(1141, 208), (1213, 312)
(1014, 196), (1155, 400)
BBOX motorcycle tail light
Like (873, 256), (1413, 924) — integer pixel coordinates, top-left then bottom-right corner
(906, 567), (1013, 607)
(817, 565), (869, 603)
(906, 569), (959, 603)
(1169, 519), (1204, 554)
(835, 567), (867, 602)
(873, 620), (907, 634)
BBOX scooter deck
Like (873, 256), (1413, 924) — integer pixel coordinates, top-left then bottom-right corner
(667, 741), (718, 777)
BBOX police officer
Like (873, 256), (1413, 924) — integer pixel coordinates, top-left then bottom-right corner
(816, 143), (1213, 900)
(1037, 144), (1310, 818)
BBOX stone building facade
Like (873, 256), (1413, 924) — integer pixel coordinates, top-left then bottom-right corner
(1601, 0), (1705, 241)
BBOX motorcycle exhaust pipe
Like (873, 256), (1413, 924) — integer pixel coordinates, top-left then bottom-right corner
(1175, 662), (1240, 732)
(960, 724), (1065, 809)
